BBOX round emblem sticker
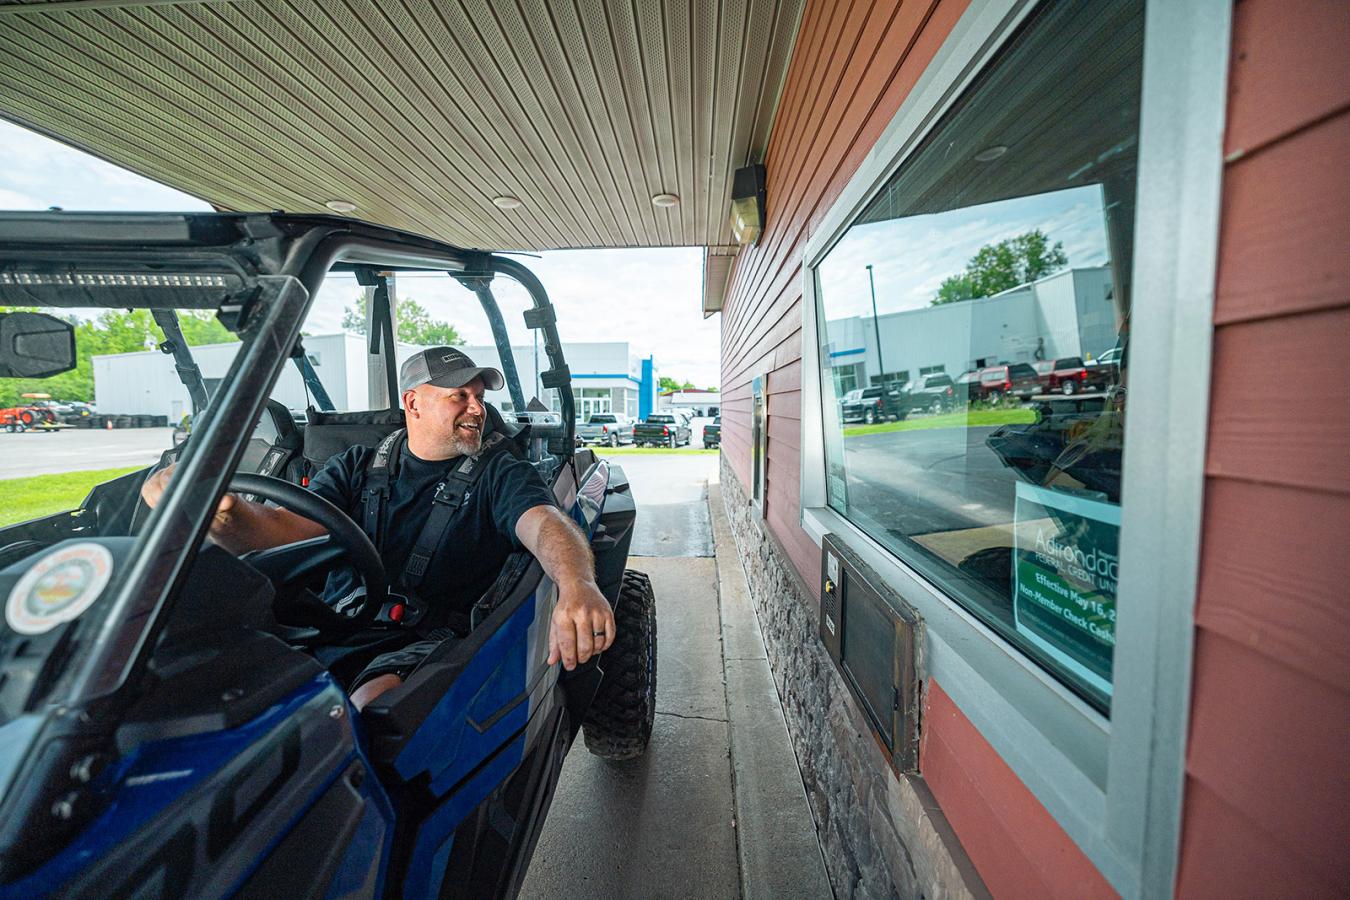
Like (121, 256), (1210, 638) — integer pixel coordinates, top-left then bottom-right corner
(6, 543), (114, 636)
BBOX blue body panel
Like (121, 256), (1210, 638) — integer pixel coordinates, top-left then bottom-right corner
(1, 674), (395, 900)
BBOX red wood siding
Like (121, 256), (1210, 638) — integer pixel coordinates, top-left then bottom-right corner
(921, 681), (1116, 900)
(718, 0), (1118, 894)
(1178, 0), (1350, 895)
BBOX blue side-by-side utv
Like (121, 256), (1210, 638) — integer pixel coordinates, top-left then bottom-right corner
(0, 212), (657, 899)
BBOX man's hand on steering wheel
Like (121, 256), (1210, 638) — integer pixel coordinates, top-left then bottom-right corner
(141, 464), (387, 627)
(142, 462), (239, 530)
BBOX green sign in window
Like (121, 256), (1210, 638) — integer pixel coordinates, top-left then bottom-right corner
(1014, 482), (1119, 699)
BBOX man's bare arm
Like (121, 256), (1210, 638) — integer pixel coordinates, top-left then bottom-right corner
(514, 505), (615, 669)
(140, 463), (327, 554)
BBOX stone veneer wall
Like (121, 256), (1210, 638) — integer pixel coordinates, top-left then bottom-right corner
(719, 457), (983, 900)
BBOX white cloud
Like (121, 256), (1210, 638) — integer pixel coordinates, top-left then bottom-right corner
(0, 119), (212, 212)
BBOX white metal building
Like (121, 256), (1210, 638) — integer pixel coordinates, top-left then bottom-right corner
(93, 334), (658, 421)
(822, 265), (1118, 394)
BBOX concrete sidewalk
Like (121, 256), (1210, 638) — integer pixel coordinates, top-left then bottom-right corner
(519, 474), (830, 899)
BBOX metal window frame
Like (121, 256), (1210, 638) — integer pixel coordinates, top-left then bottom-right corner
(796, 1), (1230, 895)
(751, 373), (768, 514)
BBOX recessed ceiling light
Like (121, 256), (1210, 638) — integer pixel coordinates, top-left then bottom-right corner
(325, 200), (357, 213)
(973, 145), (1008, 162)
(651, 193), (680, 207)
(492, 196), (523, 209)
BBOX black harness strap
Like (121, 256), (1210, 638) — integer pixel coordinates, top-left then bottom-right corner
(402, 431), (513, 588)
(362, 428), (406, 549)
(358, 428), (522, 630)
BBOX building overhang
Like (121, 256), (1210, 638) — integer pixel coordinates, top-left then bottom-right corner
(1, 0), (803, 259)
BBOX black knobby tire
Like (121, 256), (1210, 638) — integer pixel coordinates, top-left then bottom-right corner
(583, 569), (657, 760)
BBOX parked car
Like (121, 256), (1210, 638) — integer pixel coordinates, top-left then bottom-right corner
(955, 370), (983, 404)
(703, 416), (721, 449)
(577, 413), (635, 447)
(977, 363), (1041, 404)
(1035, 356), (1101, 395)
(841, 384), (905, 424)
(634, 412), (692, 447)
(1087, 345), (1124, 388)
(901, 373), (957, 414)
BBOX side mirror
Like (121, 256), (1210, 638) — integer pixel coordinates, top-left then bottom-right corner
(0, 311), (76, 378)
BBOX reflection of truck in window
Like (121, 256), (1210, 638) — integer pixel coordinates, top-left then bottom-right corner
(840, 385), (905, 424)
(1033, 357), (1106, 395)
(977, 364), (1040, 404)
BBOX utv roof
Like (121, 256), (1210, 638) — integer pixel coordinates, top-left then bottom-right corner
(0, 210), (490, 309)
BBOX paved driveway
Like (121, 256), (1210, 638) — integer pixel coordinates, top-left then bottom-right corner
(0, 427), (173, 479)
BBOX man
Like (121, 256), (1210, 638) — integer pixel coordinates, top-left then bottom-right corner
(142, 347), (615, 710)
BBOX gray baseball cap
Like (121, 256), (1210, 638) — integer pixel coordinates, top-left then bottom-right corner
(399, 347), (504, 393)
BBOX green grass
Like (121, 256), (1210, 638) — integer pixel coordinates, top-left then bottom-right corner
(842, 407), (1035, 437)
(0, 466), (141, 527)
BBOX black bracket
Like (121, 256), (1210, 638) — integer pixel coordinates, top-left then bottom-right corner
(452, 251), (495, 292)
(540, 366), (571, 389)
(522, 306), (556, 330)
(216, 286), (262, 333)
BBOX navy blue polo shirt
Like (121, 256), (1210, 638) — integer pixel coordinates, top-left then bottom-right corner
(307, 437), (555, 618)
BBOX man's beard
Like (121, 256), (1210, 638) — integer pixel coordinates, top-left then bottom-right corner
(449, 420), (483, 455)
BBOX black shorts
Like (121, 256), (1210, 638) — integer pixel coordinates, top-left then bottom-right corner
(313, 627), (458, 691)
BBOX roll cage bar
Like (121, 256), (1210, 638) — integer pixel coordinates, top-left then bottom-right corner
(0, 210), (576, 722)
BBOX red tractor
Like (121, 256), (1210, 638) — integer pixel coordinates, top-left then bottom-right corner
(0, 393), (59, 432)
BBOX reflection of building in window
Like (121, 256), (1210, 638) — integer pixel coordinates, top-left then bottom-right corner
(811, 0), (1142, 714)
(822, 266), (1116, 389)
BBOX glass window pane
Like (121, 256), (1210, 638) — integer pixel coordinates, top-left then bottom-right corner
(814, 0), (1141, 712)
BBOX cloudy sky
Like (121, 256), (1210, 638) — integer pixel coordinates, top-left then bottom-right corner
(0, 119), (721, 388)
(816, 184), (1111, 322)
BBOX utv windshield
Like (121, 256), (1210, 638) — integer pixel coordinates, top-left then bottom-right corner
(0, 276), (312, 725)
(0, 211), (573, 729)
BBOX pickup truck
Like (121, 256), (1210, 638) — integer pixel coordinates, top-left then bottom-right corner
(900, 373), (957, 415)
(702, 416), (721, 449)
(576, 413), (635, 447)
(1033, 356), (1105, 395)
(977, 363), (1041, 404)
(840, 384), (906, 424)
(634, 412), (691, 447)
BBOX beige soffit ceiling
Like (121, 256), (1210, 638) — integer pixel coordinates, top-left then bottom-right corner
(0, 0), (803, 252)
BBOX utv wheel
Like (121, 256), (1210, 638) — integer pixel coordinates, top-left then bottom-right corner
(19, 411), (34, 426)
(583, 569), (657, 760)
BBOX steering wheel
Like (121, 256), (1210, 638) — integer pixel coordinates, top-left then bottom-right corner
(229, 473), (388, 628)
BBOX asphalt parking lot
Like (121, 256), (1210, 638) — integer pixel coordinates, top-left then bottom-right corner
(0, 426), (174, 479)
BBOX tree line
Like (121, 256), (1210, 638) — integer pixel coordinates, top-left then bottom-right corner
(0, 307), (236, 408)
(932, 229), (1068, 306)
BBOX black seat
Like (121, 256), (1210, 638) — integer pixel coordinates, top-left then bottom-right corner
(241, 400), (305, 484)
(128, 400), (305, 532)
(301, 404), (525, 478)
